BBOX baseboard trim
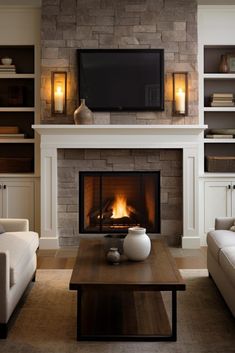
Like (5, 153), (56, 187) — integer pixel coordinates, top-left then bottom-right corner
(182, 236), (201, 249)
(39, 237), (59, 249)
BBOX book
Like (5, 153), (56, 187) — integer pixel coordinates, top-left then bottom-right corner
(212, 93), (234, 98)
(211, 102), (235, 106)
(211, 97), (234, 101)
(0, 133), (25, 138)
(0, 126), (19, 134)
(0, 65), (15, 68)
(211, 100), (234, 103)
(206, 134), (234, 139)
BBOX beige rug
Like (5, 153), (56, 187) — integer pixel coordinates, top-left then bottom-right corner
(0, 269), (235, 353)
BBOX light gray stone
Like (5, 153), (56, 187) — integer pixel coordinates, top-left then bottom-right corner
(42, 58), (69, 68)
(133, 25), (156, 33)
(174, 21), (186, 31)
(162, 30), (186, 42)
(93, 112), (111, 125)
(125, 4), (147, 12)
(92, 26), (114, 34)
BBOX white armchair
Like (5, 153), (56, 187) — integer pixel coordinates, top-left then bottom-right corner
(0, 219), (39, 338)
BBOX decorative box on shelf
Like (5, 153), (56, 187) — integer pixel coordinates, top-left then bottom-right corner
(206, 156), (235, 172)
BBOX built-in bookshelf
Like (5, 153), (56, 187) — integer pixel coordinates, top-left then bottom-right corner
(203, 45), (235, 173)
(0, 45), (35, 173)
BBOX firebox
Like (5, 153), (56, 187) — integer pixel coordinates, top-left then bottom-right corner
(79, 171), (160, 234)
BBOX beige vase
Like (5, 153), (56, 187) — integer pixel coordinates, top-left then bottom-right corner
(74, 99), (93, 125)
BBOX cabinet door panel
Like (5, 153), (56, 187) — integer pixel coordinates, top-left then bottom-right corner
(2, 181), (34, 229)
(204, 181), (232, 233)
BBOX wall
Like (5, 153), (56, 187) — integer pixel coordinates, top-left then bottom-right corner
(58, 148), (183, 246)
(41, 0), (198, 124)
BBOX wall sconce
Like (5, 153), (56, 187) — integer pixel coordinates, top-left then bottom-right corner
(51, 71), (67, 115)
(172, 72), (188, 116)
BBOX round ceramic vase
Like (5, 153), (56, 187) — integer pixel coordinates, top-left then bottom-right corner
(123, 226), (151, 261)
(74, 99), (93, 125)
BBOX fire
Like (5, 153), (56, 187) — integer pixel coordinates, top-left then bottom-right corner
(111, 195), (131, 219)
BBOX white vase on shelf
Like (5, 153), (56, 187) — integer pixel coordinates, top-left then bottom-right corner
(123, 226), (151, 261)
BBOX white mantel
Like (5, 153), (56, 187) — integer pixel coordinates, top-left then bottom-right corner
(33, 124), (207, 249)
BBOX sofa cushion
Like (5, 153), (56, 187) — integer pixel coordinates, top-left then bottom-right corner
(0, 231), (39, 286)
(219, 246), (235, 288)
(207, 230), (235, 261)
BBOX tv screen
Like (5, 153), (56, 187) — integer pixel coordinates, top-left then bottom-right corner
(77, 49), (164, 112)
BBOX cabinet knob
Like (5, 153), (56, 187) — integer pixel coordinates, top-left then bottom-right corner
(0, 185), (1, 189)
(3, 185), (6, 189)
(228, 185), (231, 189)
(233, 185), (235, 190)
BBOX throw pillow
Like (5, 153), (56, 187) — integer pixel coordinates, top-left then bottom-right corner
(230, 222), (235, 232)
(0, 223), (5, 234)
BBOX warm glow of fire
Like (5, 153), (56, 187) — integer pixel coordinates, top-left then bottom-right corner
(111, 195), (131, 219)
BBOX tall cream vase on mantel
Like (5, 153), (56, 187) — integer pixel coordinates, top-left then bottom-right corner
(123, 226), (151, 261)
(74, 99), (93, 124)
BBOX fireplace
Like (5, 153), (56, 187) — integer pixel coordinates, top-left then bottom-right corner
(79, 171), (160, 234)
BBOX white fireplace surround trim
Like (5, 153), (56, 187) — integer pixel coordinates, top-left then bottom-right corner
(33, 124), (207, 249)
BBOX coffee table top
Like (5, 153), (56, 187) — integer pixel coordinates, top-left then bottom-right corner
(70, 239), (185, 291)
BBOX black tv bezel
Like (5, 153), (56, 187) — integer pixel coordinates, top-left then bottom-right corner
(77, 48), (165, 112)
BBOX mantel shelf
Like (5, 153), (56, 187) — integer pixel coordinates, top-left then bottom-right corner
(33, 124), (207, 136)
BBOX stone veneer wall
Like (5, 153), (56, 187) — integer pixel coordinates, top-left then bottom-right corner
(41, 0), (198, 124)
(58, 148), (182, 246)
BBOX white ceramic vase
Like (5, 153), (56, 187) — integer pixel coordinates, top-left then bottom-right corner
(123, 226), (151, 261)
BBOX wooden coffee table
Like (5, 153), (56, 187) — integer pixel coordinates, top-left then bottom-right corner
(69, 239), (185, 341)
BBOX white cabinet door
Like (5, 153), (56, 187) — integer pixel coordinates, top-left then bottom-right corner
(204, 181), (232, 233)
(1, 181), (35, 230)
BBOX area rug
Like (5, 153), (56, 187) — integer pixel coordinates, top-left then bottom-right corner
(0, 269), (235, 353)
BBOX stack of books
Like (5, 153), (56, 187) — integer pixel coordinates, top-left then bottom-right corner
(211, 93), (235, 107)
(0, 64), (16, 74)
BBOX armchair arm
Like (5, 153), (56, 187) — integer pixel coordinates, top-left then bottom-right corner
(0, 251), (9, 323)
(215, 217), (235, 230)
(0, 219), (29, 232)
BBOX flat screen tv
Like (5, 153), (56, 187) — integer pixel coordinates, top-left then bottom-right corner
(77, 49), (164, 111)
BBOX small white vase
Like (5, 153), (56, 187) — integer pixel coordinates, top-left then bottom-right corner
(123, 226), (151, 261)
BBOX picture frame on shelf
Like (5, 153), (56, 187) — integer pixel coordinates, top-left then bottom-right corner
(227, 54), (235, 72)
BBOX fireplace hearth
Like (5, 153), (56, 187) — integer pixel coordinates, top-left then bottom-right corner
(79, 171), (160, 234)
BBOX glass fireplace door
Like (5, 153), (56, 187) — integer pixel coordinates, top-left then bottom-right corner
(79, 171), (160, 234)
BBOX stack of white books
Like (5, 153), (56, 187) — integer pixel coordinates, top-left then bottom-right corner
(211, 93), (234, 107)
(0, 64), (16, 74)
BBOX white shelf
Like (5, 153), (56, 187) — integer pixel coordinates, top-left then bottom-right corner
(200, 172), (235, 178)
(204, 138), (235, 143)
(0, 138), (35, 143)
(204, 73), (235, 79)
(204, 107), (235, 112)
(0, 107), (35, 112)
(0, 73), (35, 79)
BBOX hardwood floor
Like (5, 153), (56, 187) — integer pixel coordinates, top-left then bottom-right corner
(37, 246), (207, 270)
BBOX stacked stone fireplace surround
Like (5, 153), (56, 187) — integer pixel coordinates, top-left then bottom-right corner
(58, 148), (182, 246)
(40, 0), (199, 248)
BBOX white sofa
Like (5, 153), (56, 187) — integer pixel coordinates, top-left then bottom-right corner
(0, 218), (39, 338)
(207, 217), (235, 317)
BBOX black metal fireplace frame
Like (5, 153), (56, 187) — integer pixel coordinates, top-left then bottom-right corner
(79, 171), (161, 234)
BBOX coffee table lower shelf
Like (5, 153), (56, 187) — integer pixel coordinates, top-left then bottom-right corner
(76, 289), (175, 341)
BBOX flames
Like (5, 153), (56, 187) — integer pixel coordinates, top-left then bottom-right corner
(111, 195), (133, 219)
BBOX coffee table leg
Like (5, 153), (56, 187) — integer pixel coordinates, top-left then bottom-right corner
(77, 289), (82, 340)
(171, 290), (177, 341)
